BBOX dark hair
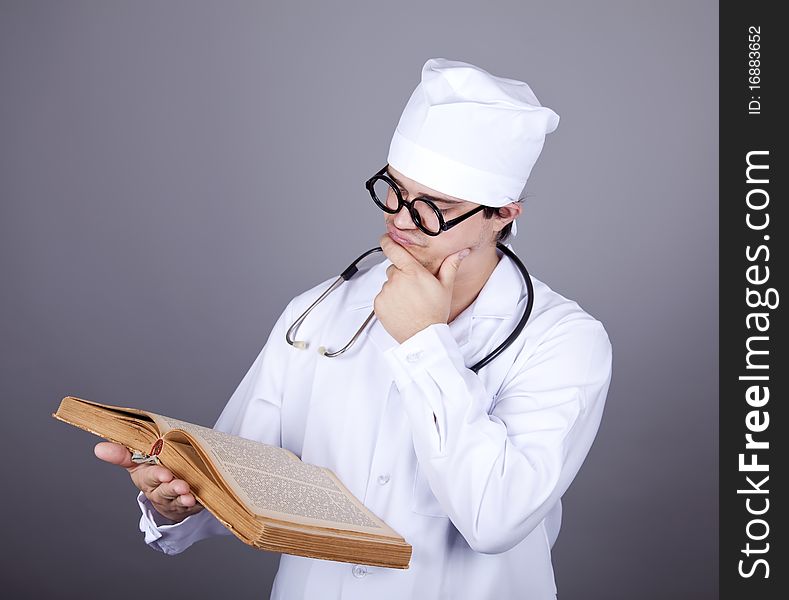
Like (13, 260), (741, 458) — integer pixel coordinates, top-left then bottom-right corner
(482, 200), (523, 242)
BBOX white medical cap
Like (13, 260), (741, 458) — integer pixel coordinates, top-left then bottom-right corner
(387, 58), (560, 210)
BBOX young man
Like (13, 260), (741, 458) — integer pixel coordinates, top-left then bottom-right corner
(96, 58), (612, 599)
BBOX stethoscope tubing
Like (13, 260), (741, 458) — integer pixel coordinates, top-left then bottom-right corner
(286, 242), (534, 373)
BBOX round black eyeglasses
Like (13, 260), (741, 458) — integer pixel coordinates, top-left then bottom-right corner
(365, 165), (485, 236)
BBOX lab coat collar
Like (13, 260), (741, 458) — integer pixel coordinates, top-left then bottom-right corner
(466, 244), (523, 321)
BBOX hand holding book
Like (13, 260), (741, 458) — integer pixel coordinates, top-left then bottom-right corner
(94, 441), (203, 524)
(54, 396), (411, 568)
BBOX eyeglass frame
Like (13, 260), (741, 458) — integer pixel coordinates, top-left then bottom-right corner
(365, 165), (486, 236)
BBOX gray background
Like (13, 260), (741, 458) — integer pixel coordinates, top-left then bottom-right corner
(0, 1), (717, 598)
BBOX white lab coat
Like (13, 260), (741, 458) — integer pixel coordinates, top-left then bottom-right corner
(137, 247), (612, 599)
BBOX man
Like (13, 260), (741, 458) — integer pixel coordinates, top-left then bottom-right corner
(96, 58), (612, 599)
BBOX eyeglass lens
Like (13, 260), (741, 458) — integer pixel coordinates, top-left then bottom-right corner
(371, 178), (442, 234)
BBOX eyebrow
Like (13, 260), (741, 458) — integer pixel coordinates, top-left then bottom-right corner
(386, 170), (463, 205)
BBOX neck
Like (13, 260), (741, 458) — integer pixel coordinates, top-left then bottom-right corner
(448, 244), (501, 323)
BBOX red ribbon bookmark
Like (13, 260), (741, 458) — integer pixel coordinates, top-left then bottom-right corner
(149, 438), (164, 456)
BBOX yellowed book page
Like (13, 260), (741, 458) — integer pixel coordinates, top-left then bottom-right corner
(153, 415), (396, 538)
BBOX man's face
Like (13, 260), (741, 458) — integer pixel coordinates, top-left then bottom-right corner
(383, 166), (498, 274)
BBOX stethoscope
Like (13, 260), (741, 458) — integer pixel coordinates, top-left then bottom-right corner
(286, 242), (534, 374)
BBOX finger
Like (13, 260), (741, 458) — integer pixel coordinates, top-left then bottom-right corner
(385, 264), (398, 279)
(152, 481), (179, 504)
(379, 234), (421, 273)
(168, 479), (192, 497)
(177, 493), (197, 508)
(135, 465), (175, 492)
(155, 479), (192, 502)
(94, 442), (135, 469)
(437, 248), (471, 289)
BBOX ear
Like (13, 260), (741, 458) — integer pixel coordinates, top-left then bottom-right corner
(491, 202), (523, 233)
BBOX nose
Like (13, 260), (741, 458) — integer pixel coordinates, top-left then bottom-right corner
(392, 203), (417, 230)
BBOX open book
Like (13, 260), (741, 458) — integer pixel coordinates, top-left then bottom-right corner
(53, 396), (411, 569)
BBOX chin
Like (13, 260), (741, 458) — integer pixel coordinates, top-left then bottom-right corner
(415, 251), (442, 273)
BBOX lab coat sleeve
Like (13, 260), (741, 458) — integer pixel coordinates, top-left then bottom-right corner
(137, 303), (292, 555)
(384, 316), (612, 554)
(136, 491), (231, 555)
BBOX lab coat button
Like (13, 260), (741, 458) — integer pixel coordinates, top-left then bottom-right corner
(406, 350), (423, 363)
(352, 564), (368, 578)
(377, 474), (390, 485)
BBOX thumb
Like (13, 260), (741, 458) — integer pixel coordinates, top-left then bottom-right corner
(437, 248), (470, 288)
(94, 441), (136, 469)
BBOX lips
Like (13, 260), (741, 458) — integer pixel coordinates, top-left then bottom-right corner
(386, 226), (419, 247)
